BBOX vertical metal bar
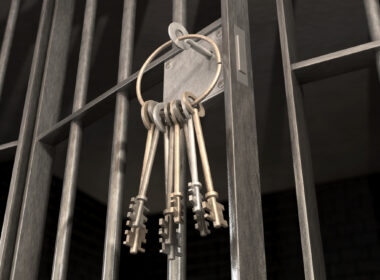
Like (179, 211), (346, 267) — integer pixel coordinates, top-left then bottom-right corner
(9, 0), (75, 278)
(173, 0), (186, 25)
(0, 0), (21, 101)
(167, 2), (187, 279)
(51, 0), (97, 279)
(276, 0), (326, 279)
(166, 132), (187, 280)
(0, 0), (55, 278)
(220, 0), (267, 279)
(364, 0), (380, 81)
(101, 1), (136, 279)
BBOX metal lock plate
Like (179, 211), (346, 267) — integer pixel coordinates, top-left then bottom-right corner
(163, 27), (224, 102)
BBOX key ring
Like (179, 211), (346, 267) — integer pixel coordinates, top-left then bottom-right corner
(136, 34), (222, 107)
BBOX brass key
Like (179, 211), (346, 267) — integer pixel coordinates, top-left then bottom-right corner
(124, 101), (160, 253)
(182, 92), (228, 229)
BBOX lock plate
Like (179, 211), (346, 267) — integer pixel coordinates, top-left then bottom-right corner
(163, 27), (224, 102)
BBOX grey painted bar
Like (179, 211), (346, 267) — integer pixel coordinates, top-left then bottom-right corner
(51, 0), (97, 279)
(9, 0), (75, 278)
(167, 2), (187, 279)
(221, 0), (267, 279)
(276, 0), (326, 279)
(364, 0), (380, 81)
(101, 1), (136, 279)
(293, 40), (380, 83)
(0, 0), (21, 101)
(0, 0), (55, 278)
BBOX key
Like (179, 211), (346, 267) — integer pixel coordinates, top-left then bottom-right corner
(182, 104), (210, 236)
(182, 92), (228, 229)
(124, 101), (160, 254)
(154, 103), (182, 258)
(156, 102), (182, 259)
(167, 100), (184, 225)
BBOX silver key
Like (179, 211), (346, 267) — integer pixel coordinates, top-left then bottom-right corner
(167, 100), (184, 224)
(182, 92), (228, 229)
(183, 112), (210, 236)
(124, 101), (160, 253)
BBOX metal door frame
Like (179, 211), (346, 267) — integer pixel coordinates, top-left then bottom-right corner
(0, 0), (266, 279)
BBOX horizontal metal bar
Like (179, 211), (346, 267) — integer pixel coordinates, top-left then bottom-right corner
(0, 140), (17, 161)
(292, 40), (380, 83)
(38, 18), (222, 146)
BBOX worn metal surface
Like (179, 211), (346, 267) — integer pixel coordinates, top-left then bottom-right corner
(364, 0), (380, 82)
(167, 2), (186, 278)
(9, 0), (75, 279)
(51, 0), (97, 279)
(101, 0), (136, 279)
(293, 40), (380, 83)
(276, 0), (326, 279)
(0, 0), (55, 279)
(38, 19), (222, 146)
(167, 131), (187, 280)
(221, 0), (267, 279)
(163, 27), (223, 102)
(0, 0), (21, 101)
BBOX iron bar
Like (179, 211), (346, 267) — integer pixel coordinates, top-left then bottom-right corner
(101, 1), (136, 279)
(167, 1), (187, 279)
(0, 0), (21, 101)
(364, 0), (380, 82)
(38, 19), (222, 146)
(221, 0), (267, 279)
(51, 0), (97, 279)
(0, 0), (55, 278)
(9, 0), (75, 278)
(276, 0), (326, 279)
(292, 40), (380, 83)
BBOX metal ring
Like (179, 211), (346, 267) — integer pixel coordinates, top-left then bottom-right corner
(141, 100), (157, 129)
(172, 100), (186, 125)
(168, 22), (190, 50)
(181, 92), (205, 117)
(180, 98), (191, 119)
(169, 100), (179, 125)
(136, 34), (222, 107)
(152, 103), (166, 132)
(163, 102), (173, 126)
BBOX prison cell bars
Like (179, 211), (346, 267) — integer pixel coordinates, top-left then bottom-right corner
(51, 0), (97, 279)
(276, 0), (380, 279)
(10, 0), (76, 279)
(100, 1), (136, 279)
(0, 0), (55, 279)
(0, 0), (266, 279)
(0, 0), (21, 101)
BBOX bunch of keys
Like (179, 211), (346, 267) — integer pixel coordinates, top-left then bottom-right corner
(123, 92), (228, 256)
(124, 22), (227, 256)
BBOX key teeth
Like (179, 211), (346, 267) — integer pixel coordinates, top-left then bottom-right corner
(123, 226), (148, 254)
(158, 214), (182, 259)
(203, 198), (228, 229)
(123, 197), (149, 254)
